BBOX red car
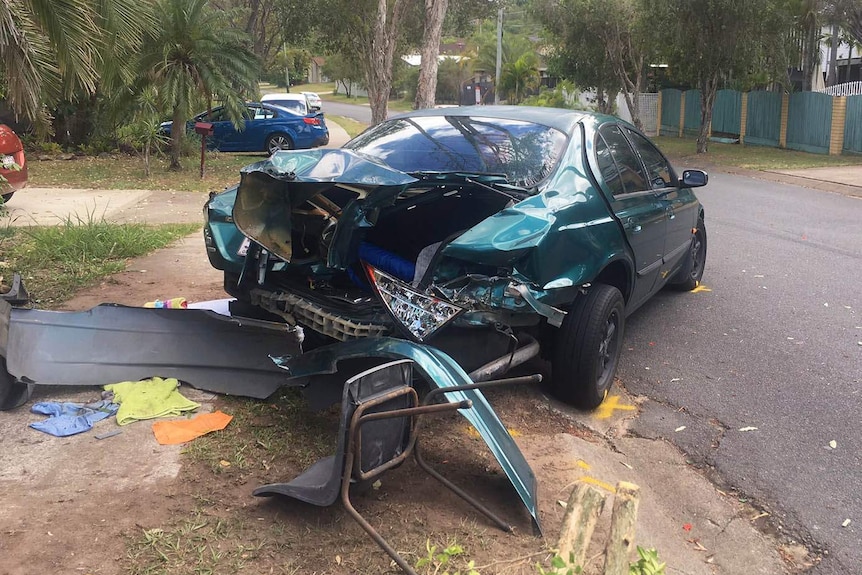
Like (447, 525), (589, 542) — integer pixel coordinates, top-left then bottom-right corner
(0, 124), (27, 202)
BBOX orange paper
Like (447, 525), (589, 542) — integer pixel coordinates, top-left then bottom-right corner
(152, 410), (233, 445)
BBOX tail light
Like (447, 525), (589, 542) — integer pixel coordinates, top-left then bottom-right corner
(365, 263), (463, 342)
(303, 117), (320, 126)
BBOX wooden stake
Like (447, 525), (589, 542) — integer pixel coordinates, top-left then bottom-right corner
(557, 481), (607, 568)
(603, 481), (640, 575)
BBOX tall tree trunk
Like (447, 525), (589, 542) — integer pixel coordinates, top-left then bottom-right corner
(827, 24), (839, 86)
(365, 0), (407, 125)
(696, 75), (719, 154)
(414, 0), (448, 110)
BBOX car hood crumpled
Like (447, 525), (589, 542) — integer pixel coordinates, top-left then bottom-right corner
(233, 149), (418, 268)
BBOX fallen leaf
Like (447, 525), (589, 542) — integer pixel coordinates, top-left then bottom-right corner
(219, 460), (231, 468)
(336, 555), (343, 565)
(557, 500), (567, 509)
(682, 523), (692, 532)
(675, 426), (686, 432)
(739, 426), (758, 432)
(829, 440), (837, 449)
(372, 480), (382, 490)
(842, 519), (851, 528)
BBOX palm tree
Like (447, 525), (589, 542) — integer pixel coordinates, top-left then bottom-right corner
(136, 0), (259, 169)
(500, 54), (540, 104)
(0, 0), (145, 130)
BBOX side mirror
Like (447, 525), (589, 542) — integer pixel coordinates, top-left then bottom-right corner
(680, 169), (708, 188)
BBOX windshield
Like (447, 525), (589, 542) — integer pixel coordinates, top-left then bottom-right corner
(343, 115), (568, 188)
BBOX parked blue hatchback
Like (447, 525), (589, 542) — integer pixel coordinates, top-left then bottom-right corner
(161, 102), (329, 154)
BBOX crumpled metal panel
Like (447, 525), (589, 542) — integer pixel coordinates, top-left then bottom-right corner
(0, 301), (300, 408)
(233, 149), (417, 265)
(270, 336), (541, 533)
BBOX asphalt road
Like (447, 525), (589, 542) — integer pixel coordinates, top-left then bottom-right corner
(620, 172), (861, 574)
(322, 100), (373, 124)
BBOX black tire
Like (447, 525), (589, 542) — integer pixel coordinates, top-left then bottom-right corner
(669, 216), (707, 291)
(266, 133), (294, 154)
(1, 191), (13, 203)
(551, 284), (625, 409)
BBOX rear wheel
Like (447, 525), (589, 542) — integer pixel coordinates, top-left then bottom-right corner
(669, 216), (707, 291)
(551, 284), (625, 409)
(266, 133), (293, 154)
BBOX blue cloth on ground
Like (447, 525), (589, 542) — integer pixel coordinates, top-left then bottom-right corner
(29, 400), (119, 437)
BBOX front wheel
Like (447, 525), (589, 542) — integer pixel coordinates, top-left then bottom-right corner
(266, 133), (294, 154)
(551, 284), (625, 409)
(669, 216), (707, 291)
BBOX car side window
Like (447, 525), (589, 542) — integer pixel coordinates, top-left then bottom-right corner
(624, 128), (674, 189)
(203, 109), (227, 122)
(599, 124), (648, 194)
(254, 107), (275, 120)
(595, 135), (626, 197)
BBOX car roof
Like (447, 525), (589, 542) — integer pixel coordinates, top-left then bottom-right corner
(390, 106), (616, 134)
(261, 93), (307, 101)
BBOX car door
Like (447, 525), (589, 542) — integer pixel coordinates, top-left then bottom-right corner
(197, 108), (236, 151)
(623, 127), (698, 281)
(237, 105), (274, 151)
(595, 124), (667, 307)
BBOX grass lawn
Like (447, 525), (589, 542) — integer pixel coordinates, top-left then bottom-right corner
(328, 115), (369, 138)
(655, 136), (862, 171)
(259, 81), (336, 95)
(28, 153), (263, 193)
(0, 220), (199, 305)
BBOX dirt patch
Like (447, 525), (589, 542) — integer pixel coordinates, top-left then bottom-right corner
(0, 229), (598, 574)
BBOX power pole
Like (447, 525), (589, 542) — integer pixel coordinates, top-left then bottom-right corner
(283, 42), (291, 92)
(494, 7), (503, 105)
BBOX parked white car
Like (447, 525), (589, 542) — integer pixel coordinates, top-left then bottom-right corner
(302, 92), (323, 110)
(260, 93), (311, 116)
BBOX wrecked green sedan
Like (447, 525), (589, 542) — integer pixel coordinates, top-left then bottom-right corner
(204, 107), (708, 408)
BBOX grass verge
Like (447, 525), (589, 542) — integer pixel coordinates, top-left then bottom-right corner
(329, 115), (369, 139)
(29, 153), (261, 193)
(655, 136), (862, 170)
(0, 218), (199, 306)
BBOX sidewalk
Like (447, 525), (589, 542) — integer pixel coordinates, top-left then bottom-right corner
(670, 155), (862, 199)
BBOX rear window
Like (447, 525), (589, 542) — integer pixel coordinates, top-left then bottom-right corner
(265, 99), (307, 115)
(344, 115), (568, 188)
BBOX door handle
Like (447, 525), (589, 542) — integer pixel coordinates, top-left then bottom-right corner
(666, 206), (675, 220)
(624, 218), (642, 233)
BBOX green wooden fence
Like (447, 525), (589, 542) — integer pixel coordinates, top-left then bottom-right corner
(745, 91), (783, 147)
(683, 90), (702, 135)
(786, 92), (832, 154)
(712, 90), (742, 136)
(659, 88), (854, 155)
(660, 89), (681, 136)
(844, 95), (862, 153)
